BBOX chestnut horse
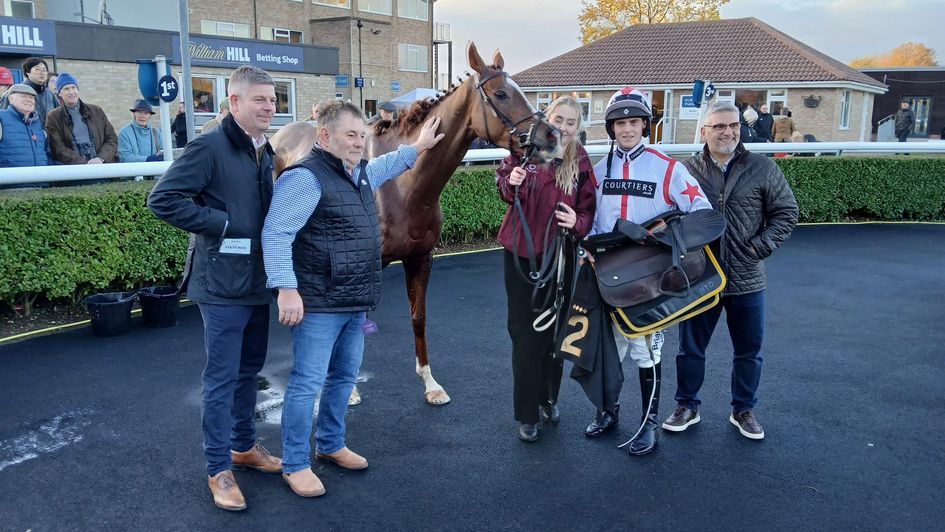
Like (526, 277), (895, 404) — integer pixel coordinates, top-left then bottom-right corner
(271, 42), (561, 404)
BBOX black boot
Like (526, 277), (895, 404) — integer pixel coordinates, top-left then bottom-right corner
(585, 403), (619, 437)
(628, 364), (660, 456)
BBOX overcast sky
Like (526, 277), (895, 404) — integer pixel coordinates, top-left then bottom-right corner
(433, 0), (945, 77)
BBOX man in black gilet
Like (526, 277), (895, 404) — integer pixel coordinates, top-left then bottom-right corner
(262, 101), (443, 497)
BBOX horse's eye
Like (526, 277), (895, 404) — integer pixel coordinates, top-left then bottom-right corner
(494, 90), (508, 100)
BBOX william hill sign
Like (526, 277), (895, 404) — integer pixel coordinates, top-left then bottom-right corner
(172, 35), (304, 73)
(0, 17), (56, 55)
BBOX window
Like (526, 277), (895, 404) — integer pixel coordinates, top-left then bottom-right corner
(6, 0), (34, 17)
(273, 79), (295, 116)
(191, 76), (219, 114)
(260, 27), (303, 43)
(398, 43), (428, 72)
(200, 20), (251, 38)
(549, 91), (592, 121)
(839, 90), (852, 130)
(535, 92), (552, 111)
(313, 0), (349, 7)
(359, 0), (391, 15)
(715, 89), (735, 104)
(399, 0), (429, 20)
(767, 89), (787, 115)
(902, 96), (931, 137)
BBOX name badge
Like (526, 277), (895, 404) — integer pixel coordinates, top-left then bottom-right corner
(602, 179), (657, 199)
(220, 238), (251, 255)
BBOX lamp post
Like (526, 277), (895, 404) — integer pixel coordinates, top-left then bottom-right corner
(357, 19), (364, 110)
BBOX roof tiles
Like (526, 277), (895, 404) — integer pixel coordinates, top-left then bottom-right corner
(511, 17), (885, 89)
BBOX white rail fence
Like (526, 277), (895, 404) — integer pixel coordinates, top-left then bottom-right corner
(1, 142), (944, 187)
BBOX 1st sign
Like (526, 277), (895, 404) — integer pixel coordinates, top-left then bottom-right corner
(157, 75), (179, 103)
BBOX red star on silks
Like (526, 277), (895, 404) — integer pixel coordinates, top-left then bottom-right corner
(682, 181), (703, 203)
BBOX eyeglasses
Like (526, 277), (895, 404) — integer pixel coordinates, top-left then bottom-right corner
(705, 122), (740, 132)
(30, 68), (48, 74)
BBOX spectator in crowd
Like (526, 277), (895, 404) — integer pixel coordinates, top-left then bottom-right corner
(47, 72), (58, 93)
(378, 101), (397, 122)
(308, 101), (322, 123)
(45, 73), (117, 164)
(0, 84), (49, 168)
(740, 106), (761, 144)
(148, 66), (283, 512)
(118, 99), (163, 162)
(754, 104), (774, 142)
(663, 101), (798, 441)
(195, 92), (213, 112)
(0, 57), (59, 127)
(0, 67), (14, 95)
(772, 107), (795, 142)
(894, 101), (916, 143)
(172, 101), (188, 147)
(201, 100), (230, 134)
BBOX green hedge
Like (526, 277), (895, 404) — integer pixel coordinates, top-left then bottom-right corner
(1, 156), (944, 312)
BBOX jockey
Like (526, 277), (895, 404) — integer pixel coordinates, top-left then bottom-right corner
(583, 87), (712, 456)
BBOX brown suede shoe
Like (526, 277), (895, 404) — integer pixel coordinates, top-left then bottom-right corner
(231, 443), (282, 473)
(315, 447), (369, 470)
(208, 470), (247, 511)
(283, 469), (326, 498)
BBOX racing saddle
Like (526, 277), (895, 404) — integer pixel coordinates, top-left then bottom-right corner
(583, 209), (728, 338)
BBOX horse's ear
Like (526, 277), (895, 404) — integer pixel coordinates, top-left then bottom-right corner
(492, 50), (505, 71)
(467, 41), (485, 75)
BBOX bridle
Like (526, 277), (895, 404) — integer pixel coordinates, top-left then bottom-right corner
(475, 70), (546, 152)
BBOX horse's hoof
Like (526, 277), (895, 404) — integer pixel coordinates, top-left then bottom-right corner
(348, 388), (362, 406)
(424, 389), (451, 405)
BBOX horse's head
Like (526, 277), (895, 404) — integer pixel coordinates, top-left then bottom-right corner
(467, 42), (561, 162)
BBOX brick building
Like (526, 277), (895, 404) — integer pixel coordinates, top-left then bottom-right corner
(0, 0), (437, 133)
(512, 18), (888, 144)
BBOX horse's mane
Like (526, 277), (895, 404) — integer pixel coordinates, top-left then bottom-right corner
(372, 73), (473, 138)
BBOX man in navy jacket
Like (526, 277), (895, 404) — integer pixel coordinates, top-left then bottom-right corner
(148, 66), (282, 512)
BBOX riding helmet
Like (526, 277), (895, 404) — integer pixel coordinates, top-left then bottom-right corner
(604, 87), (653, 139)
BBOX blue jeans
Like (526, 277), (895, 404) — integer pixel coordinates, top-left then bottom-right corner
(282, 311), (365, 474)
(674, 291), (765, 413)
(198, 303), (270, 477)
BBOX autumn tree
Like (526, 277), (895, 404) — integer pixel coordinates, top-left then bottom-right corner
(579, 0), (730, 44)
(849, 42), (939, 68)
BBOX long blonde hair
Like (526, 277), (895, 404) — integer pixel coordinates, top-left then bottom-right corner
(545, 96), (584, 194)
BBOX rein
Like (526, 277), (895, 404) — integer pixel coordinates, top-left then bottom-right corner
(509, 141), (572, 334)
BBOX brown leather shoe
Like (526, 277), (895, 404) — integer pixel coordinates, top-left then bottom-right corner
(315, 447), (369, 470)
(231, 443), (282, 473)
(207, 470), (246, 511)
(283, 469), (326, 497)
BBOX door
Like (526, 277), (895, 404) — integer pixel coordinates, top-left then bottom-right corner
(902, 97), (931, 137)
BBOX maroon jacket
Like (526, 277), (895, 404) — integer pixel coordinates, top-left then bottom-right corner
(496, 145), (597, 258)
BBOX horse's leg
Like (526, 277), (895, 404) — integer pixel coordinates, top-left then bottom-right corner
(405, 252), (450, 405)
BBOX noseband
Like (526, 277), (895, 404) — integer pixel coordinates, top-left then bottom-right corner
(475, 71), (546, 152)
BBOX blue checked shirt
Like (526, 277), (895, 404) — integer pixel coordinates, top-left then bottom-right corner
(262, 144), (418, 289)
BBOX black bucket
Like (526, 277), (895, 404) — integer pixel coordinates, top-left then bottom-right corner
(85, 292), (136, 337)
(138, 286), (181, 328)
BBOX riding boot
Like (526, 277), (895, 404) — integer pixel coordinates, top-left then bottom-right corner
(585, 403), (619, 437)
(628, 363), (661, 456)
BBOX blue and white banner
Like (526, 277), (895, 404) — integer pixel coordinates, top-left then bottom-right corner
(172, 35), (304, 72)
(0, 17), (56, 55)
